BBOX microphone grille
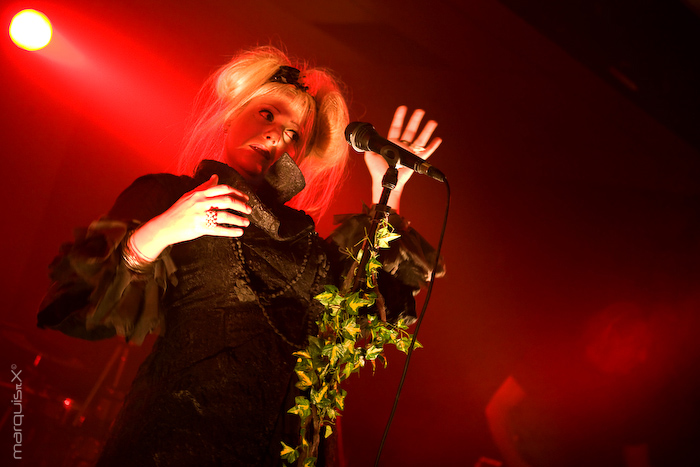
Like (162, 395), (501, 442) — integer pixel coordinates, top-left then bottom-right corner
(344, 122), (374, 152)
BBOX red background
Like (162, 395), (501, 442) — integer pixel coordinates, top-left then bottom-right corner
(1, 1), (699, 465)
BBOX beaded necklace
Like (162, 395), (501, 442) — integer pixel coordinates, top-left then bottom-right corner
(231, 234), (314, 347)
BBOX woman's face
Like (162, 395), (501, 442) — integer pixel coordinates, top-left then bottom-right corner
(224, 95), (304, 185)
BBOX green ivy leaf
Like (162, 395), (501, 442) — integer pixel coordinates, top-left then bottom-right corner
(365, 344), (382, 361)
(395, 336), (422, 354)
(395, 318), (409, 330)
(310, 384), (329, 405)
(294, 368), (316, 390)
(321, 342), (345, 366)
(342, 338), (356, 355)
(315, 285), (342, 307)
(344, 292), (374, 314)
(324, 406), (337, 420)
(280, 442), (299, 463)
(376, 230), (401, 249)
(293, 350), (312, 359)
(395, 337), (408, 353)
(342, 319), (362, 340)
(342, 361), (355, 380)
(365, 256), (383, 288)
(288, 396), (312, 425)
(334, 389), (346, 410)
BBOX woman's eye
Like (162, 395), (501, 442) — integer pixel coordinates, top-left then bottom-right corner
(285, 130), (300, 143)
(259, 109), (274, 122)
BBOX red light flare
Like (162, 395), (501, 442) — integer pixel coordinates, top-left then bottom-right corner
(2, 2), (200, 165)
(9, 9), (52, 51)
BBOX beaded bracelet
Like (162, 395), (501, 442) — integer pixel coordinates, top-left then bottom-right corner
(122, 229), (154, 274)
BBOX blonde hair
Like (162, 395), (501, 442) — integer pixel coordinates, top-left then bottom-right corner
(178, 46), (350, 219)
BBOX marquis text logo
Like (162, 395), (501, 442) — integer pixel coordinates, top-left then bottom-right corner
(10, 365), (23, 460)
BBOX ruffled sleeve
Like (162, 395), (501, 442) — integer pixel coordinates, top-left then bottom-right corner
(326, 204), (446, 324)
(37, 174), (186, 344)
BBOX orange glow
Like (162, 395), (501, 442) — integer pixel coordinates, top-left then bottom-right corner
(2, 4), (199, 165)
(9, 9), (52, 50)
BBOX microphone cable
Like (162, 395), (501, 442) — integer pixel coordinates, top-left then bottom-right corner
(374, 177), (451, 466)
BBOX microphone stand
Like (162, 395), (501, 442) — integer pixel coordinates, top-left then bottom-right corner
(349, 153), (399, 323)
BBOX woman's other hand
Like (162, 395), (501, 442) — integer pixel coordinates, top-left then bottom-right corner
(130, 174), (251, 261)
(364, 106), (442, 212)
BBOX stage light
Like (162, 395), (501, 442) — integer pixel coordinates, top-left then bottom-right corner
(9, 9), (52, 51)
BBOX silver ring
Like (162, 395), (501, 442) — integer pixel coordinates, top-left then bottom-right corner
(411, 145), (426, 153)
(205, 209), (218, 228)
(400, 139), (412, 145)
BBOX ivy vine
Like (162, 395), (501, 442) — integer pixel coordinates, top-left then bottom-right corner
(281, 220), (422, 467)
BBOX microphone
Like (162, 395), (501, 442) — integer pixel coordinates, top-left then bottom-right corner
(345, 122), (445, 182)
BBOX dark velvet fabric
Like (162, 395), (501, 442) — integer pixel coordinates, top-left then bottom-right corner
(38, 159), (443, 466)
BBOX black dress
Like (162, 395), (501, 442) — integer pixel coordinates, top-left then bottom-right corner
(38, 157), (443, 466)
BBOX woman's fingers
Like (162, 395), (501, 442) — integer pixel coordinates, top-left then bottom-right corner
(197, 173), (219, 190)
(203, 192), (252, 215)
(166, 176), (253, 241)
(195, 208), (249, 238)
(417, 136), (443, 162)
(365, 105), (443, 210)
(399, 109), (425, 143)
(193, 174), (250, 206)
(200, 184), (249, 203)
(196, 187), (251, 238)
(387, 105), (408, 140)
(209, 210), (250, 228)
(210, 226), (246, 237)
(413, 119), (438, 149)
(187, 175), (252, 217)
(389, 107), (439, 159)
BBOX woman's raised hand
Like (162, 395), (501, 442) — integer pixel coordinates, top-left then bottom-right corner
(130, 174), (251, 261)
(364, 106), (442, 212)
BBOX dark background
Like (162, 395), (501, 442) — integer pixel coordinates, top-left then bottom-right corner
(1, 0), (699, 465)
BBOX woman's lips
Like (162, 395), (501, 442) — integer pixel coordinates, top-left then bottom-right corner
(249, 144), (271, 160)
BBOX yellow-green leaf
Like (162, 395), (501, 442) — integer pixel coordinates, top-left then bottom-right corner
(280, 442), (295, 456)
(311, 384), (329, 405)
(295, 369), (314, 389)
(293, 350), (311, 359)
(280, 442), (299, 463)
(376, 232), (401, 249)
(342, 319), (361, 338)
